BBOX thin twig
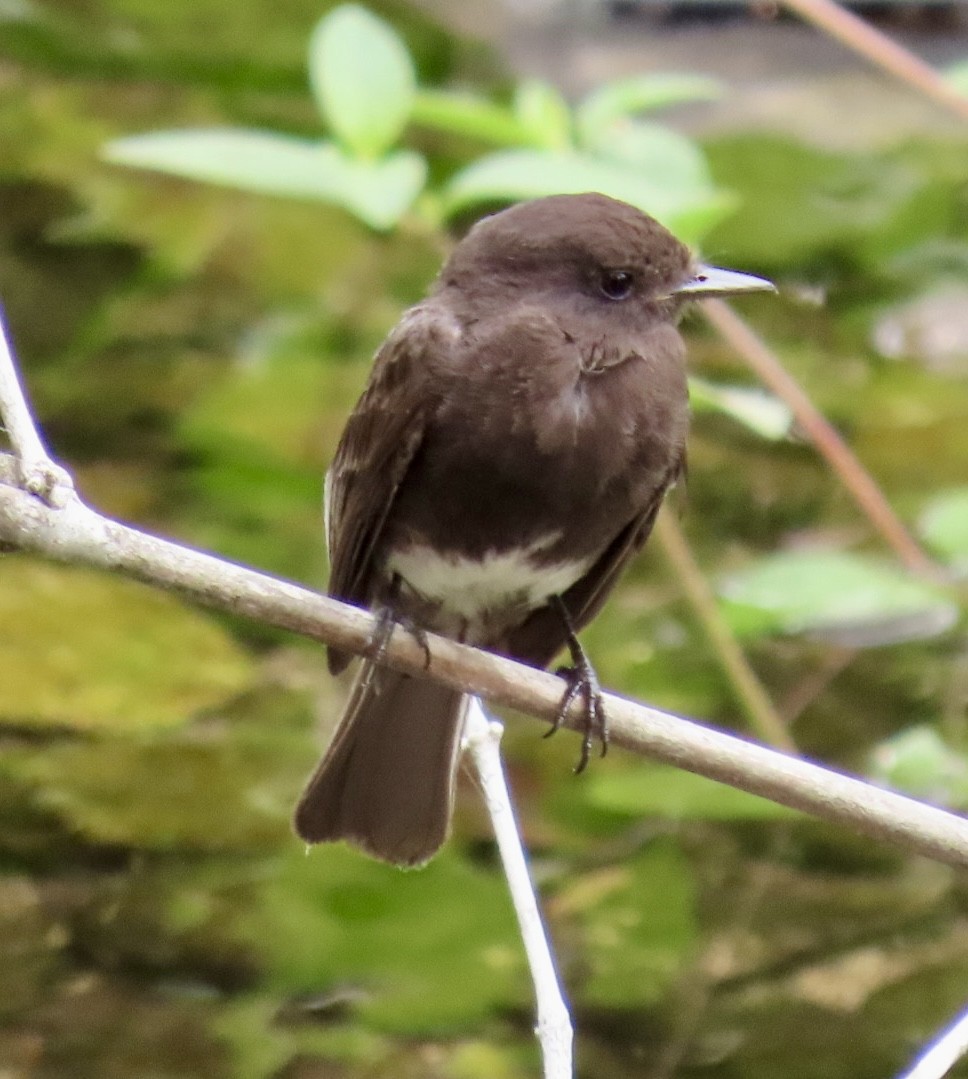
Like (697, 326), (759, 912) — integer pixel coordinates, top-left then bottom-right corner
(1, 475), (967, 870)
(463, 700), (573, 1079)
(654, 509), (796, 752)
(702, 300), (941, 578)
(0, 305), (73, 507)
(778, 646), (856, 727)
(895, 1003), (968, 1079)
(782, 0), (968, 124)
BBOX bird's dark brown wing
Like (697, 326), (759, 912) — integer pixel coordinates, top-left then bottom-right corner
(503, 462), (683, 670)
(325, 305), (458, 674)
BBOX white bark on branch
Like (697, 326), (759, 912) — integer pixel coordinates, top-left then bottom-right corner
(896, 1003), (968, 1079)
(0, 308), (74, 507)
(463, 700), (573, 1078)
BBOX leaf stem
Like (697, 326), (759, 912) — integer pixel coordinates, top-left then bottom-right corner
(782, 0), (968, 123)
(654, 509), (797, 752)
(702, 300), (942, 580)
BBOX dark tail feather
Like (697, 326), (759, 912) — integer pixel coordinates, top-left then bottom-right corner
(294, 664), (467, 867)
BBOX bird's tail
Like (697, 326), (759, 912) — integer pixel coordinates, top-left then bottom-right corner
(293, 664), (468, 867)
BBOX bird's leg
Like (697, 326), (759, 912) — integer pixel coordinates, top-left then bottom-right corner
(545, 596), (608, 773)
(363, 575), (432, 685)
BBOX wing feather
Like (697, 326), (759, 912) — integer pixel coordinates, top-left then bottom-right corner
(326, 305), (458, 673)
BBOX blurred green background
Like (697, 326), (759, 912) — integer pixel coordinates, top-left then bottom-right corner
(2, 1), (968, 1076)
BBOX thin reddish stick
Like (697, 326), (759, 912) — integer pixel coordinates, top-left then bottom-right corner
(702, 300), (941, 578)
(782, 0), (968, 123)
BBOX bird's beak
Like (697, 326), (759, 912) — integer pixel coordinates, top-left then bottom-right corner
(674, 264), (775, 298)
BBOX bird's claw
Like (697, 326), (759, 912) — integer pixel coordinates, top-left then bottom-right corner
(364, 604), (432, 675)
(547, 657), (608, 774)
(545, 596), (609, 772)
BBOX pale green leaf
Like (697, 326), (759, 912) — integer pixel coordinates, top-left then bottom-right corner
(105, 130), (425, 229)
(719, 550), (959, 646)
(576, 73), (723, 147)
(442, 149), (734, 244)
(867, 726), (968, 808)
(585, 765), (795, 821)
(590, 121), (713, 192)
(944, 59), (968, 96)
(689, 375), (793, 440)
(512, 78), (573, 150)
(411, 88), (533, 146)
(919, 487), (968, 570)
(308, 4), (415, 158)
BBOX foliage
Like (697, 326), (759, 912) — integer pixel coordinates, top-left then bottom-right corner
(105, 3), (731, 242)
(0, 558), (254, 731)
(867, 726), (968, 809)
(945, 57), (968, 96)
(719, 550), (959, 646)
(920, 487), (968, 570)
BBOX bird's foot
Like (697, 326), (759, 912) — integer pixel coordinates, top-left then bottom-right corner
(544, 597), (608, 773)
(364, 603), (432, 678)
(549, 653), (608, 774)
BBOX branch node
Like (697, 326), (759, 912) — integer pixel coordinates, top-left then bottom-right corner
(18, 457), (76, 509)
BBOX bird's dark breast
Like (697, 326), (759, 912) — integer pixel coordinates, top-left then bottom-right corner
(379, 321), (688, 627)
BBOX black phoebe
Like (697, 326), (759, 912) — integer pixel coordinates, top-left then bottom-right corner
(295, 192), (772, 866)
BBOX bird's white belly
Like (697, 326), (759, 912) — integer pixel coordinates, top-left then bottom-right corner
(386, 541), (593, 623)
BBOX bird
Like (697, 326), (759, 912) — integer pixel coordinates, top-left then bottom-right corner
(294, 192), (773, 867)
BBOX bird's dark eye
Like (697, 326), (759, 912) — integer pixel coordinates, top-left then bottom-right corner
(599, 269), (634, 301)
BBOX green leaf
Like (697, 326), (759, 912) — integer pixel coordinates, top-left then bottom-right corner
(689, 376), (793, 440)
(704, 134), (954, 272)
(0, 558), (253, 731)
(512, 79), (573, 150)
(719, 550), (959, 646)
(919, 487), (968, 570)
(2, 731), (296, 850)
(944, 59), (968, 96)
(867, 726), (968, 809)
(576, 73), (723, 147)
(214, 995), (392, 1079)
(442, 149), (735, 244)
(212, 997), (297, 1079)
(590, 121), (713, 191)
(585, 765), (796, 821)
(105, 130), (426, 230)
(411, 89), (534, 146)
(238, 846), (525, 1032)
(173, 339), (342, 579)
(308, 4), (416, 159)
(564, 839), (698, 1007)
